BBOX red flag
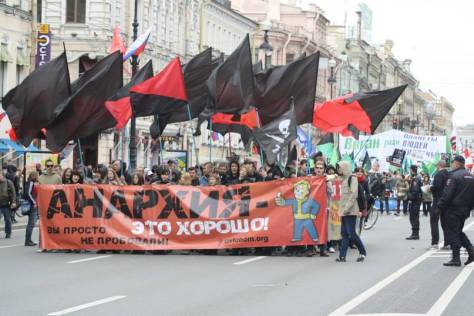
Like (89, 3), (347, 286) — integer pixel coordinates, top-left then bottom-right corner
(313, 86), (406, 137)
(130, 57), (188, 117)
(131, 57), (187, 100)
(211, 109), (258, 129)
(105, 60), (153, 129)
(108, 26), (126, 54)
(8, 129), (17, 141)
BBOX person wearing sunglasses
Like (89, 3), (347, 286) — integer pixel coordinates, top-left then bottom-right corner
(38, 159), (62, 185)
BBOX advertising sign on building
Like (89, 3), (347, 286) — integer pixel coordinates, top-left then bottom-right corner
(35, 24), (51, 68)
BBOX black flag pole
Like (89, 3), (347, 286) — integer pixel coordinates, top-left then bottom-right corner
(62, 42), (85, 167)
(186, 104), (201, 172)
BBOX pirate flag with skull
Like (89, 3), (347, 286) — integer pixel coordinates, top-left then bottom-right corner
(253, 99), (297, 165)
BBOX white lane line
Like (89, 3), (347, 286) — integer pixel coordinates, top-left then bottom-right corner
(0, 244), (21, 249)
(345, 313), (423, 316)
(66, 255), (111, 264)
(48, 295), (126, 315)
(233, 256), (266, 265)
(426, 265), (474, 316)
(328, 250), (435, 316)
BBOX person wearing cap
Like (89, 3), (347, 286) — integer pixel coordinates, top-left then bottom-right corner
(406, 165), (423, 240)
(437, 155), (474, 267)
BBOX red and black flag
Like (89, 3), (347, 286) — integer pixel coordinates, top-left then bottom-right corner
(1, 52), (70, 146)
(207, 109), (258, 146)
(130, 57), (188, 117)
(313, 85), (407, 137)
(46, 51), (123, 152)
(255, 52), (319, 125)
(162, 48), (215, 124)
(206, 34), (255, 115)
(105, 60), (153, 129)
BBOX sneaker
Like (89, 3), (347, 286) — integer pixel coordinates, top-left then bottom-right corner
(335, 257), (346, 262)
(364, 223), (370, 229)
(328, 247), (336, 253)
(25, 241), (37, 247)
(428, 245), (439, 250)
(406, 235), (420, 240)
(5, 235), (10, 239)
(357, 254), (366, 262)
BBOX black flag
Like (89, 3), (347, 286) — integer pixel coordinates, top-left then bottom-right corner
(1, 52), (70, 146)
(206, 34), (255, 114)
(255, 52), (319, 125)
(46, 51), (123, 152)
(253, 100), (297, 165)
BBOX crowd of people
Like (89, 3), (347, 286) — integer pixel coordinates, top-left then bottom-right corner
(1, 153), (473, 267)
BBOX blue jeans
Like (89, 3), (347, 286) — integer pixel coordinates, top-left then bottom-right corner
(292, 219), (318, 241)
(1, 206), (12, 237)
(340, 215), (366, 258)
(25, 207), (38, 242)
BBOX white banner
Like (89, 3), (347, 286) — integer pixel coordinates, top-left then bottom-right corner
(339, 130), (447, 172)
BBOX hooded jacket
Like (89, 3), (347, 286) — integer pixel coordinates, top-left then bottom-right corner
(338, 161), (359, 216)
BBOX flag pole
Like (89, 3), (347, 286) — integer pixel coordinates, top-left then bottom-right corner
(255, 109), (265, 168)
(296, 143), (300, 176)
(62, 42), (84, 169)
(186, 104), (200, 169)
(209, 119), (212, 163)
(306, 124), (311, 175)
(155, 114), (164, 165)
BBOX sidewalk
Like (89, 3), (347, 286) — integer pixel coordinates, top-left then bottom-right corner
(0, 212), (29, 232)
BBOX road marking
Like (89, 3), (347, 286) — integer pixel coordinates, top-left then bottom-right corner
(66, 255), (111, 264)
(393, 217), (403, 221)
(427, 265), (474, 316)
(233, 256), (266, 265)
(328, 250), (435, 316)
(0, 244), (21, 249)
(251, 283), (287, 287)
(48, 295), (126, 315)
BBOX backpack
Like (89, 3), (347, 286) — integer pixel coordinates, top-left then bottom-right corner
(348, 175), (367, 211)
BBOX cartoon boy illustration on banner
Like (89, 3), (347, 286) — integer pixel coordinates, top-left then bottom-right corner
(275, 179), (320, 242)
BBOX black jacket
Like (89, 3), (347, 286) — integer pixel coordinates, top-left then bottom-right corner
(430, 168), (449, 201)
(368, 172), (385, 197)
(225, 173), (240, 185)
(437, 167), (474, 213)
(408, 175), (423, 201)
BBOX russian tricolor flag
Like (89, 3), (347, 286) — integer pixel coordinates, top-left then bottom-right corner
(123, 27), (152, 61)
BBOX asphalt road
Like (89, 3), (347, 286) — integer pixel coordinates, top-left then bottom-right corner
(1, 214), (473, 316)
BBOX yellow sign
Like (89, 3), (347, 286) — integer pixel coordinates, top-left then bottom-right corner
(38, 24), (49, 34)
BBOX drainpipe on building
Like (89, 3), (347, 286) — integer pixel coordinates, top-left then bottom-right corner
(282, 31), (292, 64)
(301, 35), (310, 56)
(199, 0), (212, 52)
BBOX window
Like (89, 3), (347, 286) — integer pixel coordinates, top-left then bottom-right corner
(66, 0), (86, 23)
(16, 65), (23, 85)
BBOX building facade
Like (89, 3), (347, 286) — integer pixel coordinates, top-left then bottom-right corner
(0, 0), (33, 136)
(39, 0), (200, 168)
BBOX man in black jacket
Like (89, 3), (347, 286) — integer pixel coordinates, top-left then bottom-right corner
(406, 165), (423, 240)
(0, 172), (17, 238)
(430, 160), (450, 249)
(438, 155), (474, 266)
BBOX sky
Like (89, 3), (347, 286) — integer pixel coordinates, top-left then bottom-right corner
(306, 0), (474, 126)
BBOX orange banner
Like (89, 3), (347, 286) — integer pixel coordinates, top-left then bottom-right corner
(37, 176), (327, 250)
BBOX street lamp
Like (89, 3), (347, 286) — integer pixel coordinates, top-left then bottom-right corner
(129, 0), (139, 171)
(259, 20), (273, 69)
(328, 58), (337, 99)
